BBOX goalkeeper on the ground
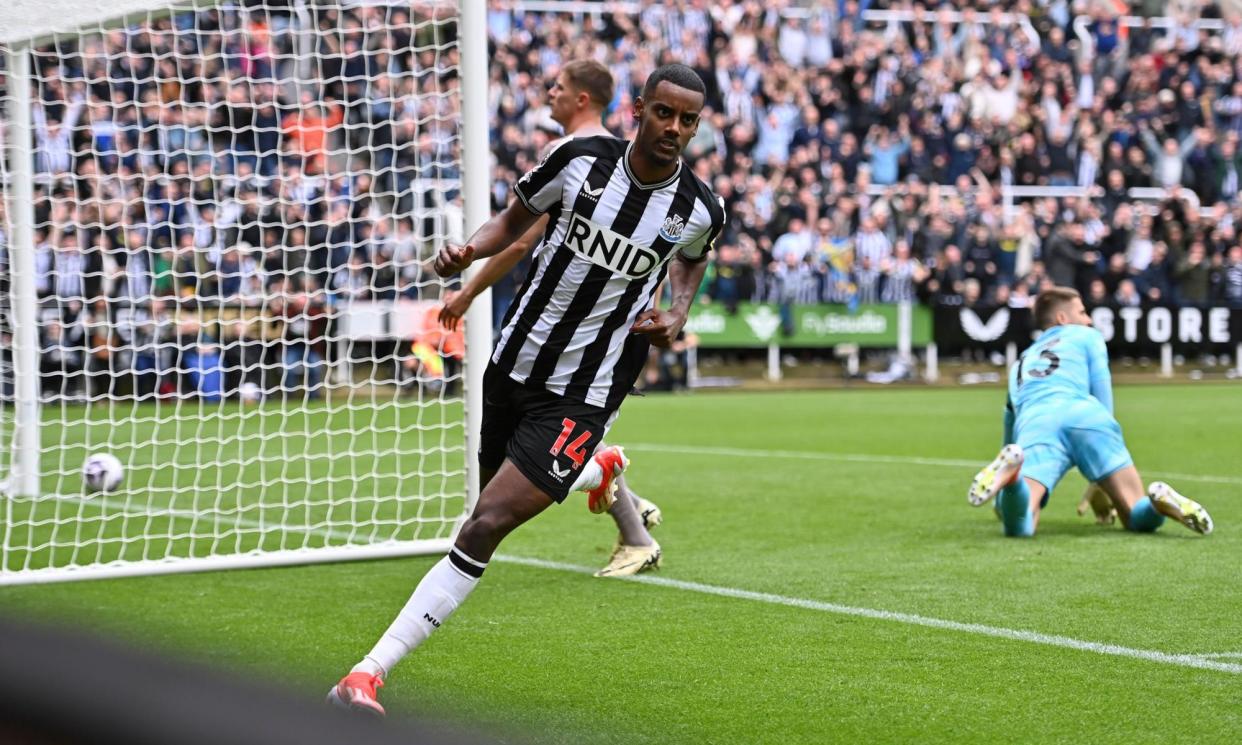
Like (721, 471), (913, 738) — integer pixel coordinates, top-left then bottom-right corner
(967, 286), (1213, 538)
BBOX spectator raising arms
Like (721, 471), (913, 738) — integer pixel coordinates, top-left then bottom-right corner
(15, 0), (1242, 407)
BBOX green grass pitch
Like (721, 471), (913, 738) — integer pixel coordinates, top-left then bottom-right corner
(2, 385), (1241, 743)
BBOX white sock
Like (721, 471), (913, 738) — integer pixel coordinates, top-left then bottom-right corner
(352, 548), (486, 677)
(569, 457), (603, 492)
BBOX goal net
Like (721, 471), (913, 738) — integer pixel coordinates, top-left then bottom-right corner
(0, 0), (482, 584)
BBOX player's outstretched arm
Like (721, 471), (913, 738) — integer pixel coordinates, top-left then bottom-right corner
(630, 253), (709, 348)
(433, 200), (540, 278)
(439, 215), (548, 331)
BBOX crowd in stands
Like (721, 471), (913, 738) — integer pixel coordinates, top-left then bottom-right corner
(482, 0), (1242, 312)
(1, 2), (463, 398)
(7, 0), (1242, 399)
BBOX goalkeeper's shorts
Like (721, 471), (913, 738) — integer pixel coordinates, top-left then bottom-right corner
(1016, 399), (1133, 495)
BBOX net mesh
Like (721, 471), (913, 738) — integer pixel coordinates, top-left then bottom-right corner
(0, 0), (469, 580)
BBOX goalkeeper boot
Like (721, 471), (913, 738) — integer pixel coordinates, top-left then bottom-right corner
(1148, 482), (1214, 535)
(968, 444), (1024, 507)
(637, 496), (663, 529)
(595, 541), (662, 578)
(587, 446), (629, 514)
(327, 671), (385, 717)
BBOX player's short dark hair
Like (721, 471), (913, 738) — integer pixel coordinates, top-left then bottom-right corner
(641, 63), (706, 101)
(562, 59), (614, 110)
(1034, 286), (1082, 329)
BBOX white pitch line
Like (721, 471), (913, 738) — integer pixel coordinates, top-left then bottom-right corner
(1191, 652), (1242, 659)
(623, 443), (1242, 486)
(495, 554), (1242, 676)
(35, 500), (1242, 676)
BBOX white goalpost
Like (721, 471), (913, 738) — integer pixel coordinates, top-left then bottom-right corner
(0, 0), (491, 585)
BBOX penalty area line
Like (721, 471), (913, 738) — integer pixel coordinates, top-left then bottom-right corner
(624, 443), (1242, 487)
(496, 554), (1242, 676)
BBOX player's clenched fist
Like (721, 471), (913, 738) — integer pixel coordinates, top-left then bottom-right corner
(438, 290), (470, 331)
(434, 244), (476, 277)
(629, 308), (684, 349)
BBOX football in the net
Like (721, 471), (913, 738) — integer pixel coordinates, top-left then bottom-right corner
(82, 453), (124, 493)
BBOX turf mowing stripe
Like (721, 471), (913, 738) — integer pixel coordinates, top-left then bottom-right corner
(624, 443), (1242, 486)
(36, 498), (1242, 676)
(495, 554), (1242, 676)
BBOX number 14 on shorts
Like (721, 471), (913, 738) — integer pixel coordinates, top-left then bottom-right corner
(550, 418), (592, 469)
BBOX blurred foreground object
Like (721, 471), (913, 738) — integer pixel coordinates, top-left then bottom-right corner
(0, 615), (508, 745)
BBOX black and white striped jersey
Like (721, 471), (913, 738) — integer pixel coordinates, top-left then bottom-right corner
(495, 135), (725, 410)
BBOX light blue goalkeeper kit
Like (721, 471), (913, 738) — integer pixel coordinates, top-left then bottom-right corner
(1005, 323), (1131, 490)
(997, 323), (1162, 535)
